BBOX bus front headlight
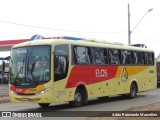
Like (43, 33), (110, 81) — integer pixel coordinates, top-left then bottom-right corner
(9, 89), (17, 95)
(35, 88), (51, 96)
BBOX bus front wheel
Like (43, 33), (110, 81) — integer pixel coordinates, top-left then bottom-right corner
(69, 88), (86, 107)
(38, 103), (50, 107)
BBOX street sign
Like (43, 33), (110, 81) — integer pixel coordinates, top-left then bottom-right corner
(31, 34), (44, 40)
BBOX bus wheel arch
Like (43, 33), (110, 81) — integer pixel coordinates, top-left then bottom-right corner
(128, 81), (138, 99)
(69, 85), (88, 107)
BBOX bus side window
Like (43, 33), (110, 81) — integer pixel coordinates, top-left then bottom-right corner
(94, 48), (105, 65)
(74, 46), (91, 64)
(73, 47), (78, 64)
(121, 50), (132, 65)
(145, 52), (154, 65)
(109, 49), (120, 65)
(121, 50), (126, 64)
(133, 51), (137, 64)
(134, 51), (144, 65)
(148, 52), (154, 65)
(144, 52), (148, 65)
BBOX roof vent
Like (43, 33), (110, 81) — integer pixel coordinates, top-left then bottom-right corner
(129, 44), (147, 48)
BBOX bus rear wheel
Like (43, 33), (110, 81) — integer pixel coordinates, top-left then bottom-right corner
(38, 103), (50, 107)
(69, 88), (86, 107)
(128, 82), (137, 99)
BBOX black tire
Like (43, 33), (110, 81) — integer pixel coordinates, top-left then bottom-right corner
(38, 103), (50, 107)
(128, 82), (137, 99)
(69, 88), (86, 107)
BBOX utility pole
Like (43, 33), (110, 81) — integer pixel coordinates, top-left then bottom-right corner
(127, 4), (153, 45)
(128, 4), (131, 44)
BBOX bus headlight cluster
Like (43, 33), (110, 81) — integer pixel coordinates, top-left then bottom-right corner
(35, 88), (51, 96)
(9, 89), (17, 95)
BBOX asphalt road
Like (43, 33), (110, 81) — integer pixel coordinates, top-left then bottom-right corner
(0, 84), (8, 96)
(0, 87), (159, 120)
(0, 87), (159, 111)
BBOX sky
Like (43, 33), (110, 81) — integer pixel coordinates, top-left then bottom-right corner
(0, 0), (160, 57)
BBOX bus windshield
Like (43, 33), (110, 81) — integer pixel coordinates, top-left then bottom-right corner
(10, 46), (50, 86)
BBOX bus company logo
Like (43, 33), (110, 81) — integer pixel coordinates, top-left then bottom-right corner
(95, 69), (108, 78)
(16, 88), (23, 93)
(121, 67), (128, 82)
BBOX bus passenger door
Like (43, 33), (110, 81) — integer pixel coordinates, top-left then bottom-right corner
(53, 44), (69, 102)
(54, 79), (68, 102)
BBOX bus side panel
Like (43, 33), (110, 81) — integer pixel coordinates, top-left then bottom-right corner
(115, 66), (156, 94)
(65, 65), (156, 101)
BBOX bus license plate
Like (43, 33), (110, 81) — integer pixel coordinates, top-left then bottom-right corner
(22, 98), (30, 101)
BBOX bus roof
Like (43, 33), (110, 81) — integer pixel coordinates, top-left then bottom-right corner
(12, 38), (154, 52)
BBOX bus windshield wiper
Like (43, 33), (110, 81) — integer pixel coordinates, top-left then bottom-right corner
(13, 59), (25, 84)
(26, 59), (39, 85)
(27, 59), (36, 74)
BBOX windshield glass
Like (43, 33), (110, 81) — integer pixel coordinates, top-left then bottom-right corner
(10, 46), (50, 86)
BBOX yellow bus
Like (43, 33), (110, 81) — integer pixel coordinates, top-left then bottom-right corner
(9, 37), (157, 107)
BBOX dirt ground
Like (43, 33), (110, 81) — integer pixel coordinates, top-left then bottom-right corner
(0, 84), (9, 104)
(0, 95), (9, 104)
(75, 102), (160, 120)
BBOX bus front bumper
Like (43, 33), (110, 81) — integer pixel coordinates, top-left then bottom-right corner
(9, 88), (55, 103)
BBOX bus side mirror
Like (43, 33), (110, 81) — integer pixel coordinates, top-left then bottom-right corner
(2, 61), (5, 72)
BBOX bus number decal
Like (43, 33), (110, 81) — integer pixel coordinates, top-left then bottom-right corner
(57, 91), (66, 96)
(96, 69), (108, 78)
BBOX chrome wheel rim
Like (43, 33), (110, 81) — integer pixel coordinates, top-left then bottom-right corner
(75, 93), (82, 102)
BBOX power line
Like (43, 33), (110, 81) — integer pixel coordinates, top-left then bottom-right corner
(0, 20), (126, 34)
(132, 32), (160, 43)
